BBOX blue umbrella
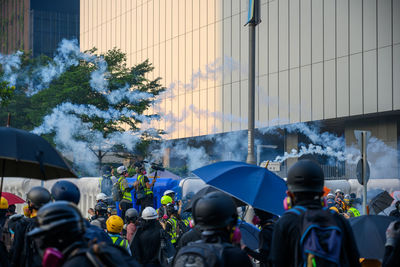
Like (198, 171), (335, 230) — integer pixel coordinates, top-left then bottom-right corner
(192, 161), (287, 215)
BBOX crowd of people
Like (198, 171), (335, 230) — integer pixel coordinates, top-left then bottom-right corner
(0, 159), (399, 266)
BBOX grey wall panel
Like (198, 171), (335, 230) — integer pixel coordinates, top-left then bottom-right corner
(223, 19), (231, 85)
(215, 0), (222, 21)
(349, 0), (362, 54)
(312, 0), (323, 63)
(378, 47), (392, 111)
(223, 84), (231, 132)
(192, 91), (200, 136)
(269, 73), (279, 122)
(223, 0), (231, 19)
(289, 68), (300, 123)
(232, 82), (241, 131)
(363, 0), (377, 51)
(394, 44), (400, 110)
(349, 54), (363, 115)
(289, 0), (300, 68)
(363, 50), (378, 114)
(378, 0), (392, 47)
(300, 0), (312, 66)
(337, 0), (349, 58)
(301, 65), (312, 121)
(232, 14), (241, 83)
(279, 0), (289, 71)
(258, 76), (269, 125)
(215, 21), (223, 86)
(199, 90), (208, 135)
(259, 6), (268, 76)
(324, 60), (336, 119)
(312, 62), (324, 120)
(199, 28), (208, 90)
(207, 87), (216, 133)
(279, 70), (289, 121)
(394, 0), (400, 44)
(241, 11), (249, 81)
(241, 80), (248, 130)
(215, 86), (223, 133)
(324, 0), (336, 60)
(269, 0), (278, 73)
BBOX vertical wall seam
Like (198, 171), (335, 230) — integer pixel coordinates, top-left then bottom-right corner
(362, 0), (364, 114)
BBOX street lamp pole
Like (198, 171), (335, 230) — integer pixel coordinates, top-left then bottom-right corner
(246, 0), (261, 165)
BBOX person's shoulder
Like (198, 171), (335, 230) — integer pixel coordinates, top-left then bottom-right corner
(223, 245), (252, 267)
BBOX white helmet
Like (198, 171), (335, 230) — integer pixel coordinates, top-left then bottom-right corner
(163, 190), (175, 196)
(335, 189), (343, 194)
(141, 207), (158, 220)
(96, 193), (107, 201)
(117, 165), (127, 174)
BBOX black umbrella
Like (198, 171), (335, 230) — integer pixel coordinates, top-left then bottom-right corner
(184, 185), (246, 212)
(0, 127), (77, 195)
(349, 215), (397, 260)
(369, 191), (394, 215)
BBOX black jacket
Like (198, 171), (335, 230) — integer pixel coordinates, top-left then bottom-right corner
(176, 225), (202, 250)
(269, 200), (361, 267)
(131, 220), (164, 264)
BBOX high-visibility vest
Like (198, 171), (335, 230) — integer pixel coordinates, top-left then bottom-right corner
(118, 176), (132, 202)
(137, 175), (153, 195)
(167, 217), (178, 244)
(348, 207), (361, 217)
(109, 234), (129, 249)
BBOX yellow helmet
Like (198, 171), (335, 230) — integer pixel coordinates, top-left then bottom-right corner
(329, 206), (339, 213)
(0, 197), (8, 209)
(106, 215), (124, 233)
(161, 195), (173, 205)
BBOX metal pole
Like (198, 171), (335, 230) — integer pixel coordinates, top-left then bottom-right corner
(362, 131), (368, 215)
(246, 23), (256, 165)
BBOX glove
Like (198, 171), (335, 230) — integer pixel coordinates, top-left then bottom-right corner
(385, 221), (400, 247)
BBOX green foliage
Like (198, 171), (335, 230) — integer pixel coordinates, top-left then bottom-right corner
(0, 81), (15, 108)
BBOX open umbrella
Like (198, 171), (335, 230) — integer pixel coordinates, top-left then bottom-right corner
(238, 220), (260, 250)
(0, 127), (77, 196)
(369, 191), (394, 215)
(349, 215), (397, 260)
(193, 161), (287, 215)
(1, 192), (25, 205)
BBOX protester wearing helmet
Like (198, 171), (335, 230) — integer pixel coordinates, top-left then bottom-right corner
(161, 203), (180, 246)
(133, 162), (157, 213)
(131, 207), (172, 266)
(51, 180), (112, 244)
(164, 190), (176, 202)
(344, 194), (361, 218)
(96, 192), (107, 203)
(11, 186), (51, 267)
(125, 208), (139, 243)
(0, 196), (10, 266)
(117, 165), (135, 221)
(99, 165), (113, 196)
(158, 195), (173, 221)
(91, 202), (108, 230)
(106, 215), (130, 253)
(269, 160), (361, 267)
(28, 201), (139, 267)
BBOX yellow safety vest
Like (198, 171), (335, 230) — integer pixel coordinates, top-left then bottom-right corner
(348, 207), (361, 217)
(137, 175), (153, 195)
(167, 217), (178, 244)
(118, 176), (132, 202)
(109, 234), (129, 249)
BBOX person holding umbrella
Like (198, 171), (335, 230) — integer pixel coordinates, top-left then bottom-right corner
(269, 160), (361, 267)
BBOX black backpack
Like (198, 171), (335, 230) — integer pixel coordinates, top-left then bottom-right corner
(173, 240), (233, 267)
(287, 206), (343, 267)
(100, 175), (113, 196)
(22, 219), (42, 267)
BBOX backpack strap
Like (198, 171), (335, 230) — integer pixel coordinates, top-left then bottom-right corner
(285, 205), (307, 216)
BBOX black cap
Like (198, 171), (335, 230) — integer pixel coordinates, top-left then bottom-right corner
(51, 180), (81, 205)
(287, 160), (324, 193)
(193, 191), (237, 231)
(27, 186), (52, 210)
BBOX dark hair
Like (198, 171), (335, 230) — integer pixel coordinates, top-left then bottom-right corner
(8, 204), (16, 213)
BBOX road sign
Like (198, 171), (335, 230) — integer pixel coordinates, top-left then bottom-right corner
(356, 159), (370, 185)
(260, 161), (281, 172)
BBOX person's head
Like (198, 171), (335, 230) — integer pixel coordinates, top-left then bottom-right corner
(163, 190), (176, 200)
(0, 197), (9, 217)
(51, 180), (81, 205)
(286, 160), (324, 204)
(7, 204), (16, 215)
(166, 203), (177, 217)
(160, 195), (173, 206)
(26, 186), (52, 212)
(326, 193), (335, 200)
(28, 201), (86, 252)
(125, 208), (139, 224)
(106, 215), (124, 234)
(335, 189), (344, 198)
(141, 207), (158, 221)
(193, 191), (238, 236)
(117, 165), (128, 176)
(343, 194), (351, 207)
(94, 202), (107, 217)
(96, 193), (107, 203)
(254, 208), (275, 224)
(101, 165), (111, 176)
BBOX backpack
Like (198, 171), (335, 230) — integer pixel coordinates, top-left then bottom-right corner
(287, 206), (343, 267)
(173, 240), (233, 267)
(158, 229), (176, 266)
(112, 179), (123, 202)
(100, 175), (113, 196)
(22, 218), (42, 267)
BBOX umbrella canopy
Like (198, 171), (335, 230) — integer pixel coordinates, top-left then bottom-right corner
(369, 191), (394, 215)
(239, 221), (260, 250)
(1, 192), (25, 205)
(349, 215), (397, 260)
(193, 161), (287, 215)
(0, 127), (77, 180)
(184, 185), (246, 212)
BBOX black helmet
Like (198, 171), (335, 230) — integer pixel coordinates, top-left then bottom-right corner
(166, 203), (177, 215)
(95, 202), (107, 215)
(51, 180), (81, 205)
(27, 186), (52, 210)
(125, 208), (139, 222)
(101, 165), (111, 175)
(28, 201), (85, 250)
(286, 160), (324, 193)
(193, 191), (237, 230)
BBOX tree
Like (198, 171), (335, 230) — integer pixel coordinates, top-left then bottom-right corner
(0, 81), (15, 108)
